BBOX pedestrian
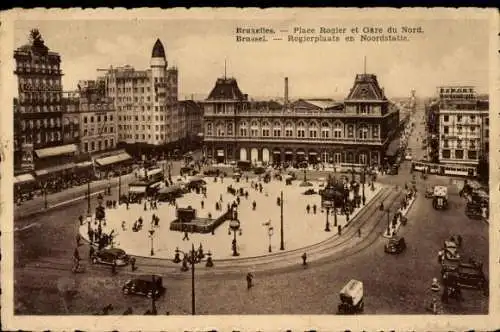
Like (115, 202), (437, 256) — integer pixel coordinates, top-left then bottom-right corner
(252, 200), (256, 211)
(183, 231), (189, 241)
(201, 200), (204, 209)
(337, 225), (342, 236)
(358, 228), (361, 237)
(76, 233), (81, 246)
(89, 245), (95, 260)
(306, 204), (311, 214)
(111, 259), (117, 275)
(301, 252), (307, 266)
(130, 257), (136, 271)
(313, 204), (317, 214)
(246, 272), (253, 289)
(362, 196), (366, 205)
(79, 215), (84, 226)
(219, 194), (223, 202)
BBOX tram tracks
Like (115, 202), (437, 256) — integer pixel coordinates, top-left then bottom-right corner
(19, 187), (404, 280)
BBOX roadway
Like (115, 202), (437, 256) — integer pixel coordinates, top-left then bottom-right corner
(13, 103), (488, 315)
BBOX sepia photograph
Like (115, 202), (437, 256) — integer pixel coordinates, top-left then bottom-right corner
(0, 7), (498, 331)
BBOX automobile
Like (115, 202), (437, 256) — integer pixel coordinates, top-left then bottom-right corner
(425, 186), (434, 198)
(122, 274), (165, 299)
(405, 154), (413, 161)
(203, 168), (219, 177)
(302, 188), (317, 195)
(92, 248), (129, 266)
(389, 166), (399, 175)
(443, 263), (487, 290)
(443, 240), (461, 261)
(254, 166), (266, 175)
(232, 172), (242, 180)
(384, 236), (406, 254)
(337, 279), (364, 314)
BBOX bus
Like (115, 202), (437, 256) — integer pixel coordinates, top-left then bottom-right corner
(138, 167), (164, 184)
(442, 165), (476, 177)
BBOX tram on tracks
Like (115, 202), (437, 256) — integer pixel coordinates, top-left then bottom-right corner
(411, 160), (477, 178)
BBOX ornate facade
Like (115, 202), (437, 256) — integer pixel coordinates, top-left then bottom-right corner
(202, 74), (399, 166)
(13, 29), (76, 173)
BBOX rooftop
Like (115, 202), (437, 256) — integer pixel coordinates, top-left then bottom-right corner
(152, 38), (166, 59)
(206, 77), (247, 101)
(345, 73), (387, 101)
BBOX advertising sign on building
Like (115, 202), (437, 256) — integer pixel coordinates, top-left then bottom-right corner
(21, 143), (35, 171)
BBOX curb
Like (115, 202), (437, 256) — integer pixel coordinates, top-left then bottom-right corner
(382, 193), (417, 238)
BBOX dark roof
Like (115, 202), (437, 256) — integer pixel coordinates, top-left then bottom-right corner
(152, 39), (166, 58)
(346, 74), (387, 101)
(206, 78), (246, 100)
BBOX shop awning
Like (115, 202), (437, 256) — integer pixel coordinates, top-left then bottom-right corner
(285, 151), (293, 155)
(76, 161), (93, 168)
(129, 186), (146, 193)
(309, 151), (318, 155)
(15, 173), (35, 184)
(35, 163), (75, 176)
(95, 152), (132, 167)
(217, 150), (224, 157)
(35, 144), (78, 159)
(296, 151), (305, 155)
(273, 151), (281, 154)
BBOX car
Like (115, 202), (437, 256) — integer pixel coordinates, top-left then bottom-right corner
(405, 154), (413, 161)
(338, 279), (364, 314)
(443, 240), (460, 261)
(92, 248), (129, 266)
(122, 274), (165, 298)
(384, 236), (406, 254)
(302, 188), (316, 195)
(254, 166), (266, 175)
(425, 186), (434, 198)
(443, 263), (487, 290)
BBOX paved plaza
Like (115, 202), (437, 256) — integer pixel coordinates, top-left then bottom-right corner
(79, 175), (384, 260)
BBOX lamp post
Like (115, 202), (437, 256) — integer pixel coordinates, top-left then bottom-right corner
(228, 212), (242, 256)
(87, 178), (91, 215)
(324, 206), (331, 232)
(42, 182), (48, 209)
(118, 170), (122, 201)
(96, 193), (104, 228)
(386, 207), (391, 237)
(173, 244), (213, 315)
(362, 166), (366, 205)
(267, 224), (274, 252)
(149, 229), (155, 256)
(280, 190), (284, 251)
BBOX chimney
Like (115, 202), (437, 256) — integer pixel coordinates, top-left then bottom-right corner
(284, 77), (289, 107)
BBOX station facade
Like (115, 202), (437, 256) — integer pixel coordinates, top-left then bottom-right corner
(202, 74), (400, 167)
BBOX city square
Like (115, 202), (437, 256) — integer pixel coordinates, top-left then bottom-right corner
(4, 12), (493, 331)
(79, 173), (384, 260)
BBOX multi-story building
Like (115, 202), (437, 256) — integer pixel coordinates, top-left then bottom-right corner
(179, 100), (204, 147)
(437, 86), (489, 170)
(76, 80), (118, 154)
(13, 29), (77, 174)
(61, 91), (80, 146)
(100, 39), (180, 157)
(202, 73), (399, 166)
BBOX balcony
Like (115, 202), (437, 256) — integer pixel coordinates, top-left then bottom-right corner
(203, 135), (385, 146)
(204, 109), (391, 119)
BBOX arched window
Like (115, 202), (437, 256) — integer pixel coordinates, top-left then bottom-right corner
(251, 121), (259, 137)
(297, 121), (305, 138)
(321, 122), (330, 138)
(227, 123), (233, 136)
(333, 122), (343, 138)
(216, 122), (225, 136)
(309, 121), (318, 138)
(239, 121), (247, 137)
(285, 122), (294, 137)
(358, 124), (369, 139)
(273, 121), (281, 137)
(261, 121), (270, 137)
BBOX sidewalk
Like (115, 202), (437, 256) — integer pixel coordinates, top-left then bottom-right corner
(14, 173), (136, 220)
(383, 192), (417, 238)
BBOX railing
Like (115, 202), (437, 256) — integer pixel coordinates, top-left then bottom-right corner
(204, 110), (390, 118)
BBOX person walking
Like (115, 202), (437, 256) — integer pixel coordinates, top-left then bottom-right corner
(89, 245), (95, 260)
(246, 272), (253, 289)
(111, 259), (117, 275)
(301, 252), (307, 266)
(130, 257), (136, 271)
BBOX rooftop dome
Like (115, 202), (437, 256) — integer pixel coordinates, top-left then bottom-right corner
(151, 38), (166, 59)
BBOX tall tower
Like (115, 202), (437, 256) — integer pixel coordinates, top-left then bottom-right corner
(150, 38), (167, 145)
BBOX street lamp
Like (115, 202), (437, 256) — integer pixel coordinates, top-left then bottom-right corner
(228, 217), (242, 257)
(385, 207), (391, 237)
(149, 229), (155, 256)
(42, 182), (48, 209)
(362, 166), (366, 205)
(95, 193), (105, 228)
(280, 190), (285, 251)
(118, 169), (122, 202)
(267, 224), (274, 252)
(173, 244), (213, 315)
(324, 206), (331, 232)
(87, 178), (91, 215)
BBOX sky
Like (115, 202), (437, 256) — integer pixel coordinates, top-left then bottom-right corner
(13, 15), (491, 100)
